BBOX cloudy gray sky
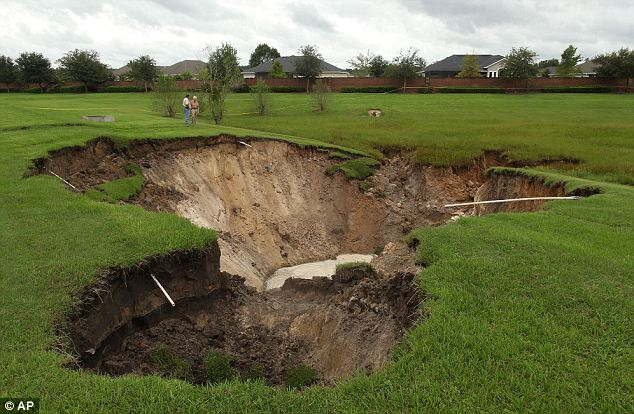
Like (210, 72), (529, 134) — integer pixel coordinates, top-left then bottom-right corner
(1, 0), (632, 69)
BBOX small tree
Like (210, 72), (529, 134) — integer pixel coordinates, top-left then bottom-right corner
(384, 48), (426, 89)
(457, 54), (482, 78)
(369, 55), (389, 77)
(180, 71), (193, 80)
(594, 48), (634, 78)
(347, 50), (375, 77)
(127, 55), (159, 92)
(248, 43), (280, 68)
(270, 60), (286, 78)
(500, 47), (538, 79)
(537, 58), (559, 69)
(203, 43), (242, 124)
(251, 78), (271, 115)
(311, 79), (330, 112)
(152, 75), (180, 117)
(556, 45), (583, 76)
(0, 56), (17, 92)
(295, 45), (323, 92)
(16, 52), (54, 92)
(57, 49), (110, 92)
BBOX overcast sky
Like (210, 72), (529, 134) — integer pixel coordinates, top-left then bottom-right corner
(2, 0), (632, 69)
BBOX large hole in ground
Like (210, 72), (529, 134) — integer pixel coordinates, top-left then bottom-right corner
(33, 136), (596, 385)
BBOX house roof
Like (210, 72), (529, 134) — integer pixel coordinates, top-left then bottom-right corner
(111, 60), (206, 76)
(425, 55), (505, 72)
(576, 60), (600, 73)
(244, 56), (346, 73)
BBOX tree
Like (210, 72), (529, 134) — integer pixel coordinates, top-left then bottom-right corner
(152, 75), (180, 117)
(15, 52), (54, 92)
(248, 43), (280, 68)
(270, 60), (286, 78)
(537, 58), (559, 69)
(369, 55), (389, 77)
(556, 45), (583, 76)
(295, 45), (323, 92)
(347, 50), (375, 77)
(180, 71), (193, 80)
(57, 49), (110, 92)
(500, 47), (538, 79)
(251, 78), (271, 115)
(594, 48), (634, 78)
(0, 56), (17, 92)
(203, 43), (242, 124)
(457, 54), (482, 78)
(384, 48), (426, 88)
(127, 55), (159, 92)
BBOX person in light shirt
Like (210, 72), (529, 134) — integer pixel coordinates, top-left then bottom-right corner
(190, 96), (199, 125)
(182, 94), (191, 126)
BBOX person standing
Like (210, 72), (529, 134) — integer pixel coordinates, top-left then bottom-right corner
(182, 94), (191, 126)
(190, 96), (199, 125)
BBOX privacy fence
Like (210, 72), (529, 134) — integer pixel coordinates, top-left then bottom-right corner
(2, 77), (633, 93)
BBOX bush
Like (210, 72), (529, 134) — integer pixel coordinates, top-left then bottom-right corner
(284, 363), (317, 389)
(232, 84), (251, 93)
(340, 86), (399, 93)
(269, 86), (305, 93)
(311, 79), (330, 111)
(149, 345), (192, 381)
(203, 350), (237, 384)
(99, 85), (146, 93)
(250, 79), (271, 115)
(55, 85), (88, 93)
(152, 76), (180, 117)
(540, 86), (613, 93)
(435, 87), (506, 94)
(326, 157), (381, 180)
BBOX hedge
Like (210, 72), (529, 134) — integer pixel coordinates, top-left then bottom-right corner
(540, 86), (614, 93)
(340, 86), (399, 93)
(435, 87), (506, 94)
(232, 84), (251, 93)
(269, 86), (305, 93)
(98, 85), (147, 93)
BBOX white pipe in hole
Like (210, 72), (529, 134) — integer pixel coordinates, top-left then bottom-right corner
(239, 141), (252, 148)
(444, 196), (581, 208)
(151, 273), (176, 307)
(49, 170), (79, 191)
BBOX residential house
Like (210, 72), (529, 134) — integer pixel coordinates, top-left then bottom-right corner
(424, 54), (506, 78)
(541, 61), (601, 78)
(111, 59), (207, 80)
(242, 56), (351, 79)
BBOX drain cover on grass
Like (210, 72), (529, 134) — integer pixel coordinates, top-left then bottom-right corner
(82, 115), (115, 122)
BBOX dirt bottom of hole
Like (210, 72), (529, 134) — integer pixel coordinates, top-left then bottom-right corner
(97, 264), (420, 387)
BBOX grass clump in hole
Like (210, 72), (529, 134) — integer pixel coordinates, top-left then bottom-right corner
(328, 151), (352, 160)
(149, 345), (192, 381)
(86, 162), (145, 202)
(336, 261), (373, 272)
(243, 361), (265, 381)
(203, 350), (238, 384)
(284, 363), (317, 389)
(326, 157), (380, 180)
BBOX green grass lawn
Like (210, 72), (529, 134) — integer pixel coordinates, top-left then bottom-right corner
(0, 92), (632, 412)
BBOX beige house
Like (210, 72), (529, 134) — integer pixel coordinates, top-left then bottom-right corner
(242, 56), (351, 79)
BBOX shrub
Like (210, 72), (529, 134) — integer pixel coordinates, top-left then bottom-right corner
(149, 345), (192, 381)
(99, 85), (146, 93)
(203, 350), (237, 384)
(243, 362), (265, 381)
(311, 79), (330, 111)
(269, 86), (305, 93)
(250, 78), (271, 115)
(326, 157), (381, 180)
(232, 83), (251, 93)
(152, 76), (180, 117)
(56, 85), (88, 93)
(340, 86), (399, 93)
(284, 363), (317, 389)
